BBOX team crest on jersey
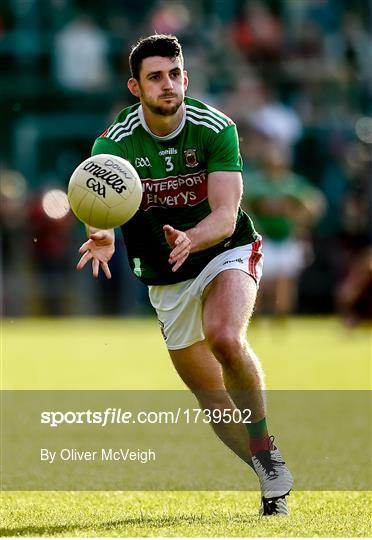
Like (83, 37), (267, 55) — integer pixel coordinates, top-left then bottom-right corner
(184, 148), (198, 167)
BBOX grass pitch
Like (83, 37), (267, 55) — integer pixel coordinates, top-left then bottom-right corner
(1, 491), (370, 537)
(1, 317), (371, 537)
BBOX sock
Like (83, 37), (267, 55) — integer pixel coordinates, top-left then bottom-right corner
(246, 417), (270, 455)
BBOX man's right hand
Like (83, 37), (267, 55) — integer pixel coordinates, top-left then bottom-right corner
(77, 230), (115, 279)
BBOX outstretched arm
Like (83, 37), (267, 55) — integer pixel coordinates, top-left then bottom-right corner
(165, 170), (242, 272)
(77, 227), (115, 279)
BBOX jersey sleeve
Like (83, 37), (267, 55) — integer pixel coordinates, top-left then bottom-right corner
(207, 124), (243, 173)
(91, 136), (126, 158)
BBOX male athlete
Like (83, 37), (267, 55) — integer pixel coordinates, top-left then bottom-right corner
(77, 34), (293, 515)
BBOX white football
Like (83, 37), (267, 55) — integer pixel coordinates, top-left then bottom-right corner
(68, 154), (142, 229)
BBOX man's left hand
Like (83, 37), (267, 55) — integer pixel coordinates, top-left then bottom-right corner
(163, 224), (191, 272)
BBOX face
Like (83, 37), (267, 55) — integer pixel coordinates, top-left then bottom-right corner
(128, 56), (188, 117)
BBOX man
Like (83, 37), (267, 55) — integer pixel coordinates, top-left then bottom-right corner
(77, 34), (293, 515)
(242, 140), (325, 317)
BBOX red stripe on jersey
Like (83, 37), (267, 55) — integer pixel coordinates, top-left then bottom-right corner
(99, 128), (109, 138)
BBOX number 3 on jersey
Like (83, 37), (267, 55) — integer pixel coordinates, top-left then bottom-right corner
(164, 156), (174, 172)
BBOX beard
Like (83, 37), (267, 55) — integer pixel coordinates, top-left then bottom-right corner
(142, 93), (184, 116)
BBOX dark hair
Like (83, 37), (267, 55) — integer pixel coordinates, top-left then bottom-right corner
(129, 34), (183, 80)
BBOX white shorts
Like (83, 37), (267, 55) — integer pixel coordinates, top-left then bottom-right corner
(262, 237), (306, 279)
(148, 239), (263, 350)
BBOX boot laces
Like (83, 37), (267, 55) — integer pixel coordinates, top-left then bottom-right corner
(255, 436), (285, 480)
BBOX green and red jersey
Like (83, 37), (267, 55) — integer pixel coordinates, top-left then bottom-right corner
(92, 96), (257, 285)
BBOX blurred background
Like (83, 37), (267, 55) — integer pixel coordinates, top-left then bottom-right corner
(0, 0), (371, 325)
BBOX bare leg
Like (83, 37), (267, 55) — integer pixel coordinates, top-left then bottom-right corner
(202, 269), (266, 421)
(169, 340), (253, 464)
(201, 270), (294, 511)
(169, 270), (293, 513)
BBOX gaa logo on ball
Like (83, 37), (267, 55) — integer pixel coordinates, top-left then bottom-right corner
(68, 154), (142, 229)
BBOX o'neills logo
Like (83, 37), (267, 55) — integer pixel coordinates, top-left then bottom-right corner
(83, 161), (128, 194)
(141, 170), (208, 211)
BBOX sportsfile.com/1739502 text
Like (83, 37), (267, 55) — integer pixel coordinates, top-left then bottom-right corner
(40, 407), (252, 427)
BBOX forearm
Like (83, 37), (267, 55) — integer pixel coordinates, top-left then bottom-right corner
(186, 206), (237, 253)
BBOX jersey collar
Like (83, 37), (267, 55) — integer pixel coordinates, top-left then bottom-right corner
(138, 104), (186, 141)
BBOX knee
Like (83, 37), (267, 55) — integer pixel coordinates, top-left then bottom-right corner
(206, 328), (244, 370)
